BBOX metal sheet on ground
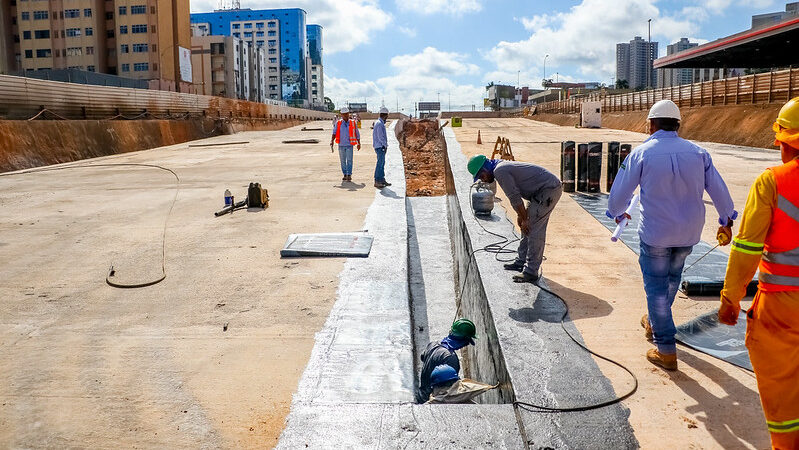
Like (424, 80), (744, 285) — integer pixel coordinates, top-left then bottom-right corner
(571, 193), (756, 295)
(675, 310), (752, 371)
(280, 232), (373, 257)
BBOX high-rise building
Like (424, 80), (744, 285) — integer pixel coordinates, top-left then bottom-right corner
(0, 0), (17, 74)
(752, 2), (798, 29)
(190, 8), (322, 108)
(306, 24), (323, 108)
(657, 38), (698, 88)
(5, 1), (191, 91)
(615, 36), (658, 89)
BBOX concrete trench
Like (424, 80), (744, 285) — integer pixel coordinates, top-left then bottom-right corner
(276, 123), (639, 449)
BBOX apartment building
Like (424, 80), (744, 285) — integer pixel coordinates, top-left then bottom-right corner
(191, 8), (318, 107)
(616, 36), (658, 89)
(306, 24), (323, 108)
(2, 1), (191, 91)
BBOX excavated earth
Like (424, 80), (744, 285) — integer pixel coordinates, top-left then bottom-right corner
(397, 118), (447, 196)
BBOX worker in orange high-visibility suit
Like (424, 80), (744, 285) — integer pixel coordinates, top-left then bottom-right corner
(720, 97), (799, 450)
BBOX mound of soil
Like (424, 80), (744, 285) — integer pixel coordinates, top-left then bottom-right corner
(396, 118), (447, 196)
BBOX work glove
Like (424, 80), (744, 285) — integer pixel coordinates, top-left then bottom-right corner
(718, 295), (740, 326)
(717, 219), (734, 246)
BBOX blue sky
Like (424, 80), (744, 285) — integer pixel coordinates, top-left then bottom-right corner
(190, 0), (790, 112)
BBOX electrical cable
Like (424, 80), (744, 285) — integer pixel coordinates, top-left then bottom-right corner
(0, 163), (179, 289)
(456, 182), (639, 413)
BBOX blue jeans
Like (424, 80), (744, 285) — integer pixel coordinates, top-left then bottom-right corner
(374, 147), (386, 182)
(338, 145), (353, 176)
(638, 241), (693, 354)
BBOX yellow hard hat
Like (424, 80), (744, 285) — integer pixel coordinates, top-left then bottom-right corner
(776, 97), (799, 130)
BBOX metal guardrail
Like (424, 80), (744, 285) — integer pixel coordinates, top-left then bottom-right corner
(0, 74), (333, 121)
(537, 67), (798, 114)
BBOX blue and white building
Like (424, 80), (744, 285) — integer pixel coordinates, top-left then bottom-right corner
(191, 8), (322, 108)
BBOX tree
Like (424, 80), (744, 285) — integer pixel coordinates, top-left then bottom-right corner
(324, 97), (335, 112)
(615, 79), (629, 89)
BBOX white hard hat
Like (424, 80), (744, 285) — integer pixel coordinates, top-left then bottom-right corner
(648, 100), (681, 120)
(340, 106), (350, 113)
(379, 106), (389, 114)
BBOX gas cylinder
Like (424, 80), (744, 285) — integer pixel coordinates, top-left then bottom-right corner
(472, 182), (495, 216)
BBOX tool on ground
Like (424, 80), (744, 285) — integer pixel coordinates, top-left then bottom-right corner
(301, 127), (324, 131)
(611, 193), (640, 242)
(490, 136), (515, 161)
(282, 139), (320, 144)
(214, 182), (269, 217)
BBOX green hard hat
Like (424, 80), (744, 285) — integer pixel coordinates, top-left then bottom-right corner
(450, 318), (477, 340)
(467, 155), (488, 179)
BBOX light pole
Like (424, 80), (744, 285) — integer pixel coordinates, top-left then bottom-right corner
(543, 54), (549, 86)
(517, 70), (520, 87)
(647, 18), (652, 90)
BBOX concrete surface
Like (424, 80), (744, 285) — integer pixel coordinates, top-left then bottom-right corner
(445, 126), (639, 449)
(0, 121), (379, 448)
(453, 118), (772, 449)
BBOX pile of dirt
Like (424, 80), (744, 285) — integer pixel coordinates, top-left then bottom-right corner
(396, 118), (447, 196)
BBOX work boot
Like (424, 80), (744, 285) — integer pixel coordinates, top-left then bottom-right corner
(646, 349), (678, 371)
(503, 261), (524, 272)
(513, 272), (540, 284)
(346, 175), (352, 181)
(342, 176), (348, 182)
(382, 180), (392, 186)
(641, 314), (653, 341)
(374, 181), (386, 189)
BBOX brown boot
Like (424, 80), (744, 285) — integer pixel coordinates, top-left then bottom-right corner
(646, 349), (678, 371)
(641, 314), (653, 341)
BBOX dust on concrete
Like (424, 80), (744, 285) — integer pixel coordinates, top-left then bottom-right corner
(397, 118), (447, 197)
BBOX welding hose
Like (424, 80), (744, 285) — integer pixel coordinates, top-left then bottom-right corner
(459, 184), (638, 413)
(0, 163), (179, 289)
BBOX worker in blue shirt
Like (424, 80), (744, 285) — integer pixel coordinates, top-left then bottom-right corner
(606, 100), (737, 371)
(372, 107), (391, 189)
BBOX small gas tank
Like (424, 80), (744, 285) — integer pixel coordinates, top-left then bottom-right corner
(472, 182), (495, 216)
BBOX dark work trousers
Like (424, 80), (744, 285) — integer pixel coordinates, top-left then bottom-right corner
(516, 185), (563, 277)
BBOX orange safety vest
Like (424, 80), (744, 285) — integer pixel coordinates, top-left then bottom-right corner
(334, 119), (359, 146)
(759, 159), (799, 292)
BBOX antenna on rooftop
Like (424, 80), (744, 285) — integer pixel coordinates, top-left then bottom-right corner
(217, 0), (240, 10)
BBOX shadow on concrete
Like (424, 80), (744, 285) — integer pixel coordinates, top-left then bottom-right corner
(406, 199), (430, 391)
(541, 278), (614, 321)
(668, 350), (769, 449)
(379, 188), (402, 199)
(335, 182), (366, 191)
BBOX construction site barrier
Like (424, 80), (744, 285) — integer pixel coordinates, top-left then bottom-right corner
(537, 67), (799, 114)
(0, 74), (334, 122)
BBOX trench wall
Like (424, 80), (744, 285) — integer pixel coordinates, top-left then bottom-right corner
(532, 103), (783, 148)
(443, 134), (515, 404)
(0, 117), (305, 172)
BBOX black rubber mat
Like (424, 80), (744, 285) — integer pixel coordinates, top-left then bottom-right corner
(572, 193), (757, 296)
(675, 310), (752, 371)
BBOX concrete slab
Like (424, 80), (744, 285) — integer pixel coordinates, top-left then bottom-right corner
(0, 121), (381, 447)
(453, 118), (771, 449)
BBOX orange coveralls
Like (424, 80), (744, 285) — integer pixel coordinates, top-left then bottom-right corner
(721, 161), (799, 449)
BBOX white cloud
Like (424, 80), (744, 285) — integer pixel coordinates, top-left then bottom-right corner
(484, 0), (701, 81)
(400, 0), (482, 15)
(515, 15), (553, 31)
(189, 0), (392, 54)
(398, 26), (417, 38)
(325, 47), (485, 113)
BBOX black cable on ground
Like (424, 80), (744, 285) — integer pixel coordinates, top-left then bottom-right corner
(457, 183), (638, 413)
(0, 163), (179, 289)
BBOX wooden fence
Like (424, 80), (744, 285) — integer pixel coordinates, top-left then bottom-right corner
(536, 67), (799, 114)
(0, 74), (334, 121)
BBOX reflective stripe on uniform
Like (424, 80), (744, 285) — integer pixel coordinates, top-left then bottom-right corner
(778, 195), (799, 224)
(732, 238), (765, 255)
(768, 417), (799, 433)
(763, 248), (799, 266)
(759, 273), (799, 286)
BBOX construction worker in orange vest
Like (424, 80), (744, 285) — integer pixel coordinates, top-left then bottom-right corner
(720, 97), (799, 449)
(329, 106), (361, 182)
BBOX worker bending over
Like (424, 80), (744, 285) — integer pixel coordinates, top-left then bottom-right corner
(467, 156), (562, 283)
(607, 100), (736, 371)
(330, 107), (361, 182)
(719, 97), (799, 449)
(417, 319), (476, 403)
(425, 364), (497, 404)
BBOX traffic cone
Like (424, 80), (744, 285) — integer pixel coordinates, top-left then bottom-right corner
(477, 130), (482, 144)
